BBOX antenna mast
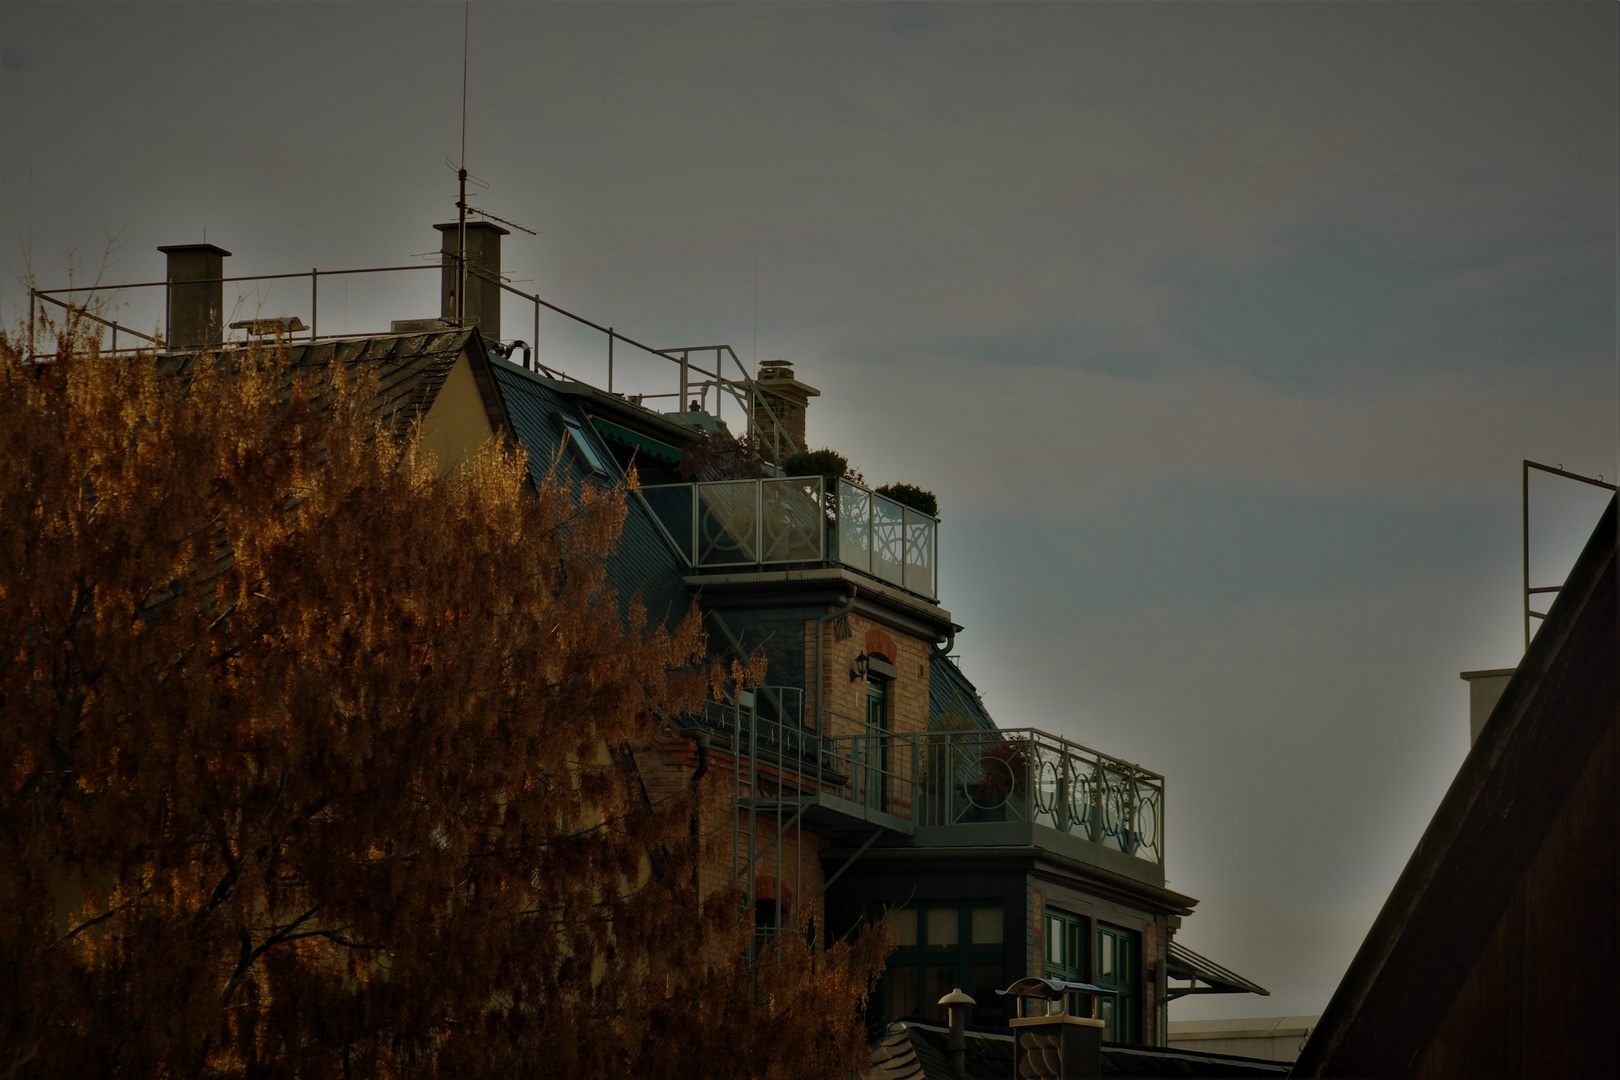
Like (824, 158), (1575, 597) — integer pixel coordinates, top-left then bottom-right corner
(456, 1), (469, 326)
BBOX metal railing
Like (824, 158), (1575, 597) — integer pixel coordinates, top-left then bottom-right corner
(23, 263), (805, 458)
(641, 476), (940, 601)
(699, 695), (1163, 868)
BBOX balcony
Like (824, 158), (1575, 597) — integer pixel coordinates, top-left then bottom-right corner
(695, 693), (1165, 874)
(640, 477), (939, 601)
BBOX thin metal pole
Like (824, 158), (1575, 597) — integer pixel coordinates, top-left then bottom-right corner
(533, 300), (539, 371)
(609, 327), (614, 393)
(311, 269), (318, 341)
(28, 290), (36, 360)
(1523, 460), (1531, 651)
(680, 350), (689, 408)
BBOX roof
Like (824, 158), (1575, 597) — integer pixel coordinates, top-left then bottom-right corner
(929, 655), (998, 732)
(868, 1021), (1291, 1080)
(1166, 940), (1270, 998)
(1168, 1017), (1319, 1043)
(157, 329), (484, 438)
(487, 362), (696, 633)
(1292, 495), (1617, 1077)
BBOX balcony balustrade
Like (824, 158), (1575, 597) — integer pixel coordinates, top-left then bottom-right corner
(640, 477), (939, 601)
(697, 693), (1164, 868)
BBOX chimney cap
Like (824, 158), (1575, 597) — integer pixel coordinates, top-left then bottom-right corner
(157, 243), (232, 257)
(938, 988), (976, 1006)
(433, 220), (510, 236)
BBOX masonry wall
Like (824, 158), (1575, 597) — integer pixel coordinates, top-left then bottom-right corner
(634, 737), (828, 926)
(805, 609), (932, 737)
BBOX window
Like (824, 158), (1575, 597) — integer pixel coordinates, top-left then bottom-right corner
(560, 415), (610, 476)
(1096, 922), (1139, 1044)
(1044, 908), (1088, 1016)
(880, 903), (1006, 1028)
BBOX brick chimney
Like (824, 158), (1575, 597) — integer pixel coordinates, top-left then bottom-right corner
(750, 359), (819, 462)
(434, 220), (508, 342)
(157, 243), (231, 349)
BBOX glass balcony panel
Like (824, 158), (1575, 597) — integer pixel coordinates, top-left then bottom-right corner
(903, 508), (937, 599)
(872, 493), (905, 586)
(697, 480), (759, 565)
(838, 481), (871, 574)
(640, 484), (694, 564)
(761, 477), (823, 562)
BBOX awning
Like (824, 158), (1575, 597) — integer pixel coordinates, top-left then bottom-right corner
(588, 416), (685, 464)
(1166, 941), (1270, 1000)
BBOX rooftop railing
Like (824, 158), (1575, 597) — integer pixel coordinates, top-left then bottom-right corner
(697, 694), (1164, 868)
(641, 477), (940, 601)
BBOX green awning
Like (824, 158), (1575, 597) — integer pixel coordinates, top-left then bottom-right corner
(588, 416), (685, 465)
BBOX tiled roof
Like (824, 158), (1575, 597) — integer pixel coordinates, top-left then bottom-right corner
(929, 655), (999, 732)
(868, 1021), (1291, 1080)
(488, 363), (695, 634)
(157, 330), (478, 438)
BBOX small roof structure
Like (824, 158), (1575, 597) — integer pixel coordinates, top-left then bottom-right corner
(1166, 940), (1271, 1000)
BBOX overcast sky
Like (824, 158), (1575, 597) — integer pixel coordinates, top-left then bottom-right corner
(4, 2), (1616, 1021)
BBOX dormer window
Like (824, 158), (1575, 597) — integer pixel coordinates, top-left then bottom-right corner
(560, 415), (609, 476)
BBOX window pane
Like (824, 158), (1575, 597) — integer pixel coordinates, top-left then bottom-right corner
(697, 481), (759, 565)
(872, 494), (905, 585)
(886, 965), (918, 1022)
(761, 477), (822, 562)
(1045, 916), (1064, 964)
(972, 907), (1003, 946)
(926, 908), (958, 951)
(837, 481), (870, 573)
(925, 966), (957, 1023)
(887, 909), (917, 950)
(640, 485), (694, 563)
(1099, 996), (1117, 1042)
(1099, 931), (1115, 977)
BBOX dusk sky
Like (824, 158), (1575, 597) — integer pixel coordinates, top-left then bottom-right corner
(4, 2), (1616, 1021)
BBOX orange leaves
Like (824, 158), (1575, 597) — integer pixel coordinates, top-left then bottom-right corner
(2, 332), (882, 1079)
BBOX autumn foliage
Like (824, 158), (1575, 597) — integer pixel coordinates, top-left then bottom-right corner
(0, 320), (886, 1078)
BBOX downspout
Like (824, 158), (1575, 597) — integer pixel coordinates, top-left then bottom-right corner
(813, 589), (856, 734)
(930, 628), (956, 659)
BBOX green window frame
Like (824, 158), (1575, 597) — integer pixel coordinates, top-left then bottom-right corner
(879, 903), (1007, 1028)
(1095, 921), (1139, 1044)
(1044, 907), (1089, 1016)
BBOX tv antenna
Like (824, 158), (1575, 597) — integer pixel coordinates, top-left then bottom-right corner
(448, 3), (534, 328)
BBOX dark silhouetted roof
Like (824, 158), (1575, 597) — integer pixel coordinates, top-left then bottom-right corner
(487, 362), (695, 634)
(158, 330), (480, 438)
(868, 1021), (1291, 1080)
(1293, 496), (1617, 1077)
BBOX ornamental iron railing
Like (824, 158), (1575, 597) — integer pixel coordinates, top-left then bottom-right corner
(641, 477), (939, 600)
(700, 695), (1163, 869)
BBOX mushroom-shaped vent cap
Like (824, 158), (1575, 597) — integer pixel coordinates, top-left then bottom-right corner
(937, 988), (977, 1006)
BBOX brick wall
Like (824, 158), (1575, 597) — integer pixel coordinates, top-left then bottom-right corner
(805, 609), (932, 736)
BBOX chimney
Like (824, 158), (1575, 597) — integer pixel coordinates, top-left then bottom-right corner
(750, 359), (819, 462)
(1002, 978), (1104, 1080)
(1459, 668), (1515, 746)
(158, 243), (231, 349)
(939, 988), (976, 1079)
(434, 220), (508, 343)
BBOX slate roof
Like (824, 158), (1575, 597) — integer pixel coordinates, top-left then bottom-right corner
(930, 655), (999, 732)
(156, 330), (478, 438)
(868, 1021), (1291, 1080)
(487, 362), (696, 634)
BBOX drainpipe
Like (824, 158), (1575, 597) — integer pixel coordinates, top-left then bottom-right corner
(813, 590), (856, 734)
